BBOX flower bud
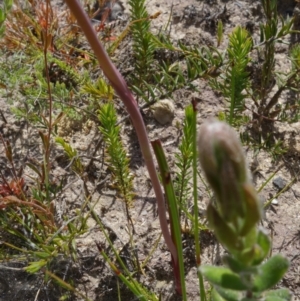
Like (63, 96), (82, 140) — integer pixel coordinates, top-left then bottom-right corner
(198, 121), (260, 231)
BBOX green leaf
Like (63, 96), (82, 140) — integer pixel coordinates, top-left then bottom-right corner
(0, 10), (5, 23)
(26, 163), (42, 178)
(264, 289), (292, 301)
(252, 255), (289, 292)
(251, 229), (271, 265)
(151, 139), (186, 298)
(34, 251), (51, 259)
(199, 265), (248, 291)
(217, 20), (223, 46)
(264, 297), (287, 301)
(238, 245), (263, 266)
(6, 0), (13, 11)
(215, 286), (241, 301)
(211, 288), (226, 301)
(26, 260), (47, 273)
(0, 25), (5, 37)
(174, 104), (194, 208)
(206, 203), (239, 253)
(223, 255), (257, 274)
(239, 184), (261, 236)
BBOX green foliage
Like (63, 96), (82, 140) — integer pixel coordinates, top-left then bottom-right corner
(286, 43), (300, 121)
(95, 240), (159, 301)
(252, 255), (289, 292)
(290, 43), (300, 69)
(0, 51), (83, 124)
(256, 0), (293, 106)
(174, 105), (194, 218)
(55, 137), (84, 174)
(0, 145), (88, 295)
(253, 0), (294, 118)
(264, 289), (292, 301)
(81, 77), (114, 100)
(198, 121), (290, 301)
(257, 0), (278, 103)
(0, 0), (13, 36)
(211, 26), (252, 125)
(200, 266), (249, 291)
(152, 34), (223, 96)
(129, 0), (156, 97)
(152, 139), (187, 298)
(98, 102), (134, 204)
(205, 0), (298, 154)
(127, 3), (223, 103)
(217, 20), (224, 47)
(127, 10), (224, 104)
(227, 27), (252, 124)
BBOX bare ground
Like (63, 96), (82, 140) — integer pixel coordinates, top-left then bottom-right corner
(0, 0), (300, 300)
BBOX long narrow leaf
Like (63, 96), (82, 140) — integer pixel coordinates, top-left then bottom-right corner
(151, 139), (186, 299)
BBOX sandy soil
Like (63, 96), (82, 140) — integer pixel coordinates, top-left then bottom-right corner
(0, 0), (300, 300)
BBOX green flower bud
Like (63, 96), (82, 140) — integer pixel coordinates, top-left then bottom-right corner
(198, 121), (261, 232)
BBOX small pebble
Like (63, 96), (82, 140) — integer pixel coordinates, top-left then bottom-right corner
(271, 199), (279, 205)
(152, 99), (175, 125)
(273, 176), (286, 190)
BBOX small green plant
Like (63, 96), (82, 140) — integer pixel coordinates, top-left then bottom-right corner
(151, 34), (223, 100)
(198, 120), (290, 301)
(217, 20), (224, 47)
(98, 101), (138, 268)
(0, 0), (95, 126)
(92, 217), (159, 301)
(98, 102), (134, 206)
(287, 43), (300, 121)
(211, 26), (252, 125)
(250, 0), (295, 123)
(256, 0), (279, 105)
(55, 137), (84, 175)
(173, 103), (208, 234)
(0, 133), (88, 300)
(0, 2), (93, 299)
(174, 105), (194, 224)
(203, 0), (298, 157)
(1, 52), (81, 124)
(128, 0), (156, 100)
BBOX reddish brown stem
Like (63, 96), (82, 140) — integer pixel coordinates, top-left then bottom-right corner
(64, 0), (177, 262)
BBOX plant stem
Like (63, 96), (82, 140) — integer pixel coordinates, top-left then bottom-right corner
(64, 0), (177, 262)
(43, 0), (53, 202)
(191, 100), (206, 301)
